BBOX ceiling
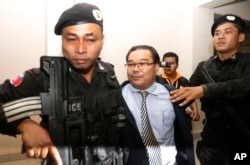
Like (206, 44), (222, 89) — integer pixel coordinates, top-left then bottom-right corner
(199, 0), (248, 8)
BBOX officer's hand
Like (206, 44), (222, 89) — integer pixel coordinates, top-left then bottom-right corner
(17, 119), (62, 165)
(186, 108), (200, 121)
(170, 86), (204, 107)
(191, 110), (200, 121)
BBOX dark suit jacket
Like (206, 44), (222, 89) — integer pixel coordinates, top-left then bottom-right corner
(121, 79), (195, 165)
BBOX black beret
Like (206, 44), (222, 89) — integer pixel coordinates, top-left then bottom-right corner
(211, 14), (246, 36)
(54, 3), (103, 35)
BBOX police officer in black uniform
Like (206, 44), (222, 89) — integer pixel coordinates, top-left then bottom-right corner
(170, 14), (250, 165)
(0, 3), (125, 165)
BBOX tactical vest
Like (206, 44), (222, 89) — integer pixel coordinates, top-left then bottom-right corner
(41, 57), (125, 165)
(199, 56), (250, 135)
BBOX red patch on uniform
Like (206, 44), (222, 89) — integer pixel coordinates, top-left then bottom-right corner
(10, 73), (24, 87)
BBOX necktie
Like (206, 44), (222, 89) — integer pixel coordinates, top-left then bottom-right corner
(140, 91), (162, 165)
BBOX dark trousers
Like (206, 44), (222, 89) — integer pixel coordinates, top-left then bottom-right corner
(196, 140), (229, 165)
(196, 122), (250, 165)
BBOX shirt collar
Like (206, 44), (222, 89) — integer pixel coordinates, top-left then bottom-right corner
(128, 82), (159, 96)
(161, 71), (182, 84)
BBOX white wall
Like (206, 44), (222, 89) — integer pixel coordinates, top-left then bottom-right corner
(0, 0), (46, 80)
(0, 0), (249, 160)
(0, 0), (46, 157)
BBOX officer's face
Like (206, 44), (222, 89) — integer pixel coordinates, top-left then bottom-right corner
(126, 49), (159, 90)
(213, 22), (245, 58)
(61, 23), (104, 71)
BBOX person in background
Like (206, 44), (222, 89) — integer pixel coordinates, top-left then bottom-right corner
(160, 52), (200, 130)
(0, 3), (125, 165)
(121, 45), (195, 165)
(170, 14), (250, 164)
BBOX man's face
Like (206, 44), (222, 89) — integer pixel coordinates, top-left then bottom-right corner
(213, 22), (245, 57)
(163, 57), (178, 77)
(126, 49), (159, 90)
(61, 23), (104, 72)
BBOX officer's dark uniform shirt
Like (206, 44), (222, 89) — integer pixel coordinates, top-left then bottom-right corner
(0, 59), (122, 142)
(189, 53), (250, 140)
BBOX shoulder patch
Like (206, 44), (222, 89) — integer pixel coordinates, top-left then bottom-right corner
(10, 73), (24, 87)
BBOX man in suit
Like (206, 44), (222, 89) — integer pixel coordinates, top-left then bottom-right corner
(121, 45), (195, 165)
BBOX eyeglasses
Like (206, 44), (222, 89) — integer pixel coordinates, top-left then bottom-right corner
(124, 62), (155, 69)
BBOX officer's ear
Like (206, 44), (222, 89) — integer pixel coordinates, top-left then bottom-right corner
(239, 33), (245, 43)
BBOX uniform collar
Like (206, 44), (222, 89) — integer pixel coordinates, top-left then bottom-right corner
(69, 60), (108, 73)
(215, 52), (240, 62)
